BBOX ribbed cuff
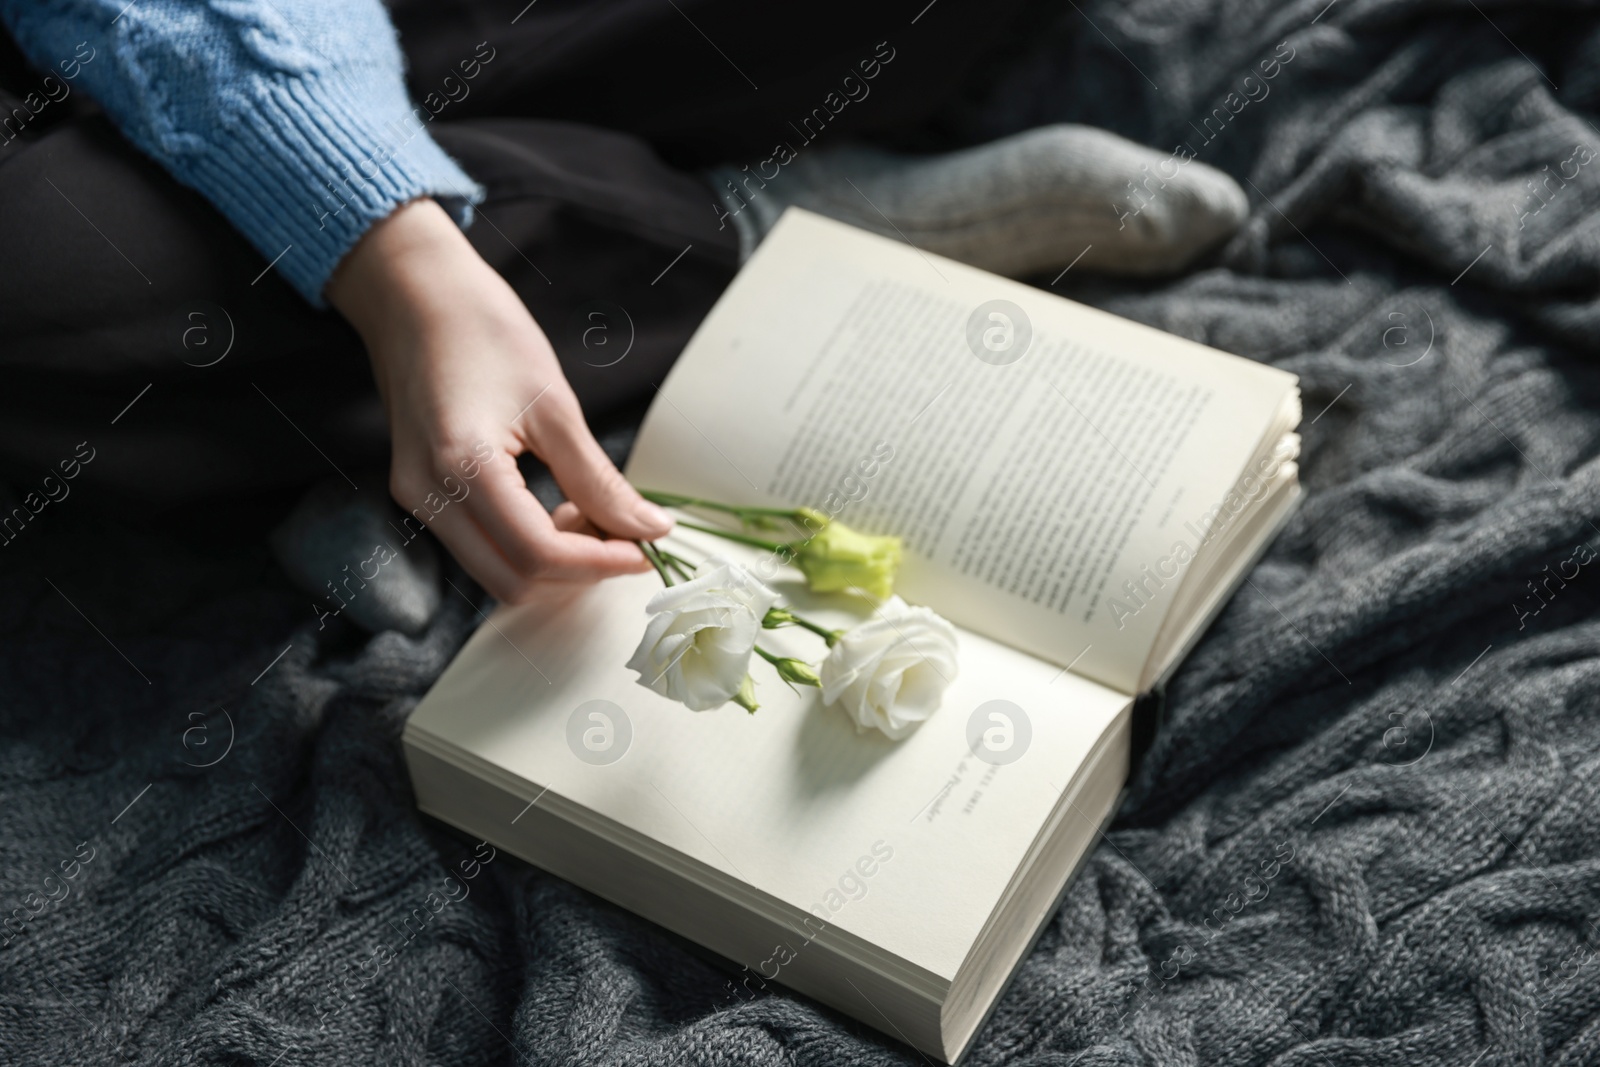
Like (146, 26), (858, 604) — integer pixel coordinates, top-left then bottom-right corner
(193, 72), (485, 306)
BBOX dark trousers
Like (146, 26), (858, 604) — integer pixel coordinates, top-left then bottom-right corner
(0, 0), (1024, 503)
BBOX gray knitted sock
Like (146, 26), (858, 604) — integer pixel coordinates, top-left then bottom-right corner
(271, 480), (442, 635)
(709, 124), (1248, 277)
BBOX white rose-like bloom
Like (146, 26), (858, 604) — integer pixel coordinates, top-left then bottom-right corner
(820, 597), (959, 740)
(626, 558), (781, 711)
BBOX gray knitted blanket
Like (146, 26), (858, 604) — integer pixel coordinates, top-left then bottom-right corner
(6, 0), (1600, 1063)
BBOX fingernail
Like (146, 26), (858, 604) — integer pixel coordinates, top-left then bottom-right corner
(635, 501), (673, 531)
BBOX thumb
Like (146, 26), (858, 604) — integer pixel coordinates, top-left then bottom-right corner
(533, 398), (673, 540)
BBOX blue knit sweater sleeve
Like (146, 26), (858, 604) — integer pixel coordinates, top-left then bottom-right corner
(0, 0), (485, 305)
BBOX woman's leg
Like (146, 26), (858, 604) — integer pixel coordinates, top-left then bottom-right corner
(389, 1), (1248, 280)
(388, 0), (1031, 163)
(0, 105), (735, 505)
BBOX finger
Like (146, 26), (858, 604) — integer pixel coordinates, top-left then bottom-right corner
(392, 462), (525, 590)
(527, 392), (673, 540)
(463, 450), (652, 581)
(551, 501), (602, 537)
(551, 500), (582, 531)
(415, 498), (535, 604)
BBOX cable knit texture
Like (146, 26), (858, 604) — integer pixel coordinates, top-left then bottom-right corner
(0, 0), (483, 303)
(6, 1), (1600, 1065)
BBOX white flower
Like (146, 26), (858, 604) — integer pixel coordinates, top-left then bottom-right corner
(627, 558), (781, 711)
(820, 597), (959, 740)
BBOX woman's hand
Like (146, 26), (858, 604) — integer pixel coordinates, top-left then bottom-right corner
(327, 198), (672, 601)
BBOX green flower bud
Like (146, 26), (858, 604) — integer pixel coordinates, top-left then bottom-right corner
(791, 522), (902, 599)
(732, 675), (760, 714)
(770, 656), (821, 688)
(793, 507), (832, 534)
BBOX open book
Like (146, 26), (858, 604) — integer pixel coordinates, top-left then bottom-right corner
(404, 210), (1301, 1062)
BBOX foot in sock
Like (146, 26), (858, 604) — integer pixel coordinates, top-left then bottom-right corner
(710, 125), (1248, 277)
(272, 479), (442, 636)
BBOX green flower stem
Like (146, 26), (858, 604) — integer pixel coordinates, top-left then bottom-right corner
(648, 541), (841, 651)
(638, 489), (808, 522)
(762, 607), (845, 647)
(676, 519), (793, 555)
(654, 547), (696, 582)
(639, 541), (674, 587)
(754, 644), (807, 674)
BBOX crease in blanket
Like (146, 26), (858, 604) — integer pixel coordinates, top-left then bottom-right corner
(7, 2), (1600, 1065)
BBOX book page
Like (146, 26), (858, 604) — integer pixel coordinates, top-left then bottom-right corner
(626, 210), (1297, 693)
(407, 528), (1130, 983)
